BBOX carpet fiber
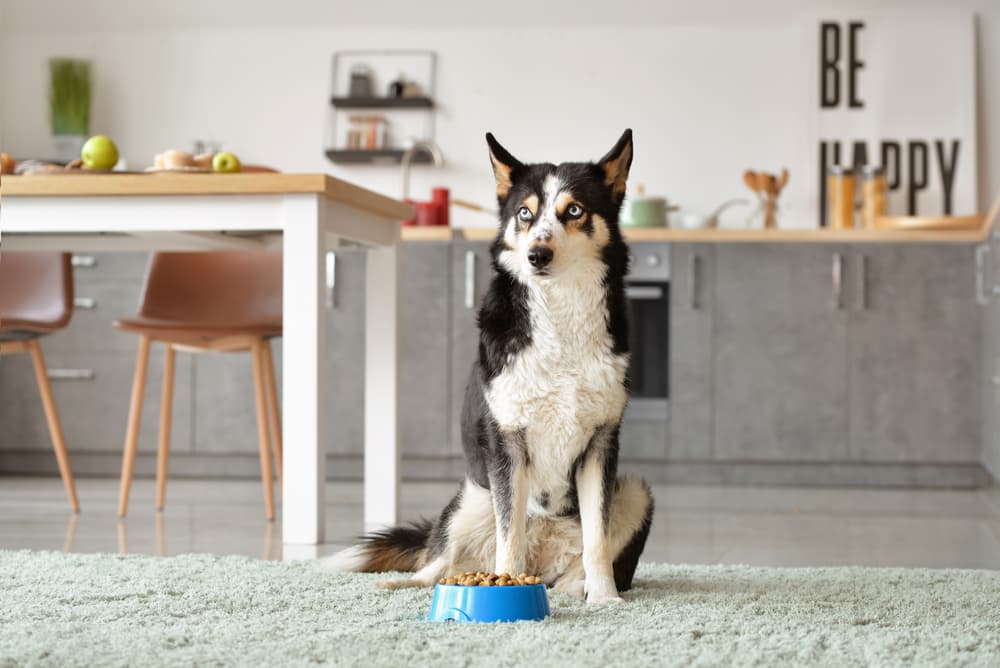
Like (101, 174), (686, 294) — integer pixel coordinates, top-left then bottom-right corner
(2, 550), (1000, 667)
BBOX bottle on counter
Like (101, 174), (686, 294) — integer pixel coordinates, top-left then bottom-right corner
(860, 165), (888, 229)
(827, 165), (857, 229)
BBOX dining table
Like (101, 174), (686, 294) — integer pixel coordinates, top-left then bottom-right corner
(0, 172), (414, 557)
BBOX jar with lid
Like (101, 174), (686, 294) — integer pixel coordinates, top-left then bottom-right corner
(860, 165), (887, 228)
(827, 165), (857, 229)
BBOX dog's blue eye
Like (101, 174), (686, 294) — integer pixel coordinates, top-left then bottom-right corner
(517, 207), (533, 222)
(567, 204), (583, 218)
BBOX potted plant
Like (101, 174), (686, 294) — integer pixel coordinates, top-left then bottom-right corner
(48, 58), (91, 162)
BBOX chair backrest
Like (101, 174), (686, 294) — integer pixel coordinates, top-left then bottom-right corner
(0, 252), (73, 330)
(138, 252), (282, 328)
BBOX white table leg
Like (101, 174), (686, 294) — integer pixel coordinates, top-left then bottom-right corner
(281, 194), (327, 545)
(364, 241), (401, 531)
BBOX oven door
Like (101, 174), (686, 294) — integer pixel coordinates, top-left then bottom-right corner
(625, 281), (669, 402)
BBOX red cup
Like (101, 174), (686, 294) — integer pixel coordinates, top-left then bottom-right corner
(431, 187), (450, 226)
(415, 201), (440, 226)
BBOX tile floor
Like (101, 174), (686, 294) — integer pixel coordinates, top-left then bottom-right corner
(3, 475), (1000, 569)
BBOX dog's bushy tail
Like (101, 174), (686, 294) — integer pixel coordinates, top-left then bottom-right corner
(321, 519), (433, 573)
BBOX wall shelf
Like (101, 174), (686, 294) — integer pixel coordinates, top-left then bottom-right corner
(325, 50), (438, 165)
(330, 96), (434, 109)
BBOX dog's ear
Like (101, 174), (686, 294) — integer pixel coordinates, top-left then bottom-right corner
(486, 133), (522, 201)
(598, 129), (633, 203)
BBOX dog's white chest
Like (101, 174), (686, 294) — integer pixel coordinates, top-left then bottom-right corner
(484, 269), (628, 509)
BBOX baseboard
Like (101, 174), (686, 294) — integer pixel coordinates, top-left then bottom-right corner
(0, 450), (993, 489)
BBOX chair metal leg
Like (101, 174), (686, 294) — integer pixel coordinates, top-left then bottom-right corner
(251, 338), (276, 521)
(262, 338), (283, 486)
(156, 344), (176, 512)
(118, 335), (151, 517)
(27, 339), (79, 513)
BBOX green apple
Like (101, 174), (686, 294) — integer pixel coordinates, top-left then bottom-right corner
(80, 135), (119, 170)
(212, 152), (242, 173)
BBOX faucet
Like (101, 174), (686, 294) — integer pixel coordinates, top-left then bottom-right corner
(401, 141), (444, 200)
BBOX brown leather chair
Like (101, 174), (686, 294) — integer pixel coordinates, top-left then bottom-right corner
(114, 251), (283, 520)
(0, 252), (79, 511)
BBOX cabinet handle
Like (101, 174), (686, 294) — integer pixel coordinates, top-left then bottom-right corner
(976, 243), (992, 306)
(832, 252), (844, 310)
(464, 251), (477, 309)
(625, 286), (663, 300)
(857, 254), (869, 311)
(73, 297), (97, 309)
(47, 368), (95, 380)
(689, 253), (702, 310)
(325, 251), (337, 309)
(71, 255), (97, 268)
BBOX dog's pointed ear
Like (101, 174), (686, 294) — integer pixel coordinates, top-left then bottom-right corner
(598, 129), (633, 203)
(486, 133), (522, 201)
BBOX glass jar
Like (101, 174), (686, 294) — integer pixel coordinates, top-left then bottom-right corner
(827, 165), (857, 229)
(861, 165), (888, 228)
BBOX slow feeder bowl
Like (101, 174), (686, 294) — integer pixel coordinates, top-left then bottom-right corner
(428, 583), (550, 623)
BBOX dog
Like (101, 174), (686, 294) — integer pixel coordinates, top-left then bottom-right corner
(324, 129), (654, 605)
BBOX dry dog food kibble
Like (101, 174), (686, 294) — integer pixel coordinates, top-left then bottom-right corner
(438, 572), (543, 586)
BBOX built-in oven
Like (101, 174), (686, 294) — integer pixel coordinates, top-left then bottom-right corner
(624, 243), (670, 418)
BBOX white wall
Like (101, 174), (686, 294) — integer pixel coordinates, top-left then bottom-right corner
(1, 0), (998, 229)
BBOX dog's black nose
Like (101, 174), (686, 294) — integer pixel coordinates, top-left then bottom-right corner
(527, 246), (553, 269)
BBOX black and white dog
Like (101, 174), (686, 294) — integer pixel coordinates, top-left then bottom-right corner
(326, 130), (654, 605)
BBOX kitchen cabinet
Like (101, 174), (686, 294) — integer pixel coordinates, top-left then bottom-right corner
(449, 240), (493, 455)
(845, 245), (980, 463)
(981, 232), (1000, 478)
(398, 242), (451, 456)
(668, 244), (714, 459)
(0, 239), (990, 487)
(711, 244), (850, 461)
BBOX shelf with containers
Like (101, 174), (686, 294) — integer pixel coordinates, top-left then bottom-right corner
(324, 50), (437, 165)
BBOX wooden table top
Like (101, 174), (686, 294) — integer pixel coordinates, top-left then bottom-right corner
(0, 173), (414, 222)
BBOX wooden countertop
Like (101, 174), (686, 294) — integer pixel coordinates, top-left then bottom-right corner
(0, 173), (414, 222)
(403, 224), (994, 244)
(403, 195), (1000, 244)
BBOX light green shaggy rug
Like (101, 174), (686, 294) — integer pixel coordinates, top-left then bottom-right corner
(2, 551), (999, 667)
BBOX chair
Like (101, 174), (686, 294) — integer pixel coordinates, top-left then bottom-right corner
(0, 252), (79, 512)
(114, 251), (283, 520)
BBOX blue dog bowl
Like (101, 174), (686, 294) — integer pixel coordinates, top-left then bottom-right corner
(428, 583), (550, 623)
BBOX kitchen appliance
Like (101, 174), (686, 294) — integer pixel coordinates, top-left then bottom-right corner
(625, 243), (670, 409)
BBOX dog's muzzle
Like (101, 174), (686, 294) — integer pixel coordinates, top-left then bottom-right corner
(527, 245), (554, 270)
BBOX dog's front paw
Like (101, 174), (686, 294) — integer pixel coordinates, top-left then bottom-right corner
(585, 578), (623, 606)
(586, 591), (624, 606)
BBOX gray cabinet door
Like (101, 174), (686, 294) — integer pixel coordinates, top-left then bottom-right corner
(712, 244), (849, 461)
(399, 242), (451, 456)
(323, 248), (367, 458)
(449, 240), (494, 455)
(669, 244), (714, 460)
(982, 235), (1000, 478)
(848, 245), (980, 463)
(0, 348), (194, 459)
